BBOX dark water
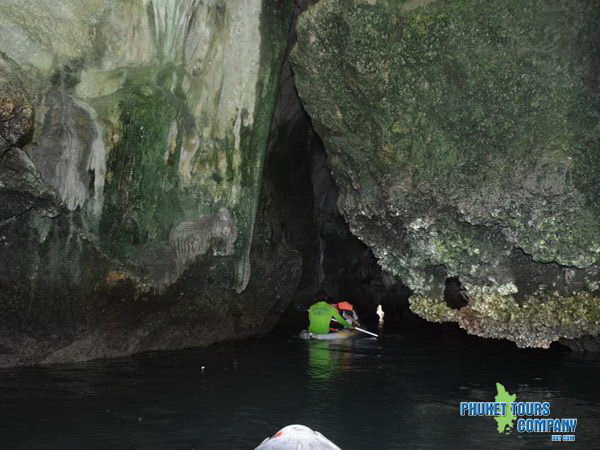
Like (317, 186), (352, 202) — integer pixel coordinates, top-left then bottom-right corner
(1, 325), (599, 449)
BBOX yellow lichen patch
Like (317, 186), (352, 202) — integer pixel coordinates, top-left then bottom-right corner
(409, 295), (458, 322)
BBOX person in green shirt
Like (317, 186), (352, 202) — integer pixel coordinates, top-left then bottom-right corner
(308, 301), (356, 334)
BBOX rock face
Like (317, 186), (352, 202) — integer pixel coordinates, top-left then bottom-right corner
(292, 0), (600, 347)
(0, 0), (297, 366)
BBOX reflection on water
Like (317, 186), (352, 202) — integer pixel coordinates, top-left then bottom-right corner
(307, 341), (356, 381)
(0, 325), (599, 449)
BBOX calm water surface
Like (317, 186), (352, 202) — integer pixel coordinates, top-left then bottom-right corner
(1, 325), (599, 449)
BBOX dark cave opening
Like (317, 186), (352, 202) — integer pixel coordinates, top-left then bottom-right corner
(443, 277), (469, 310)
(267, 1), (412, 334)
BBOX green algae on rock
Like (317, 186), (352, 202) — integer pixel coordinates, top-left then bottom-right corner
(292, 0), (600, 347)
(0, 0), (295, 366)
(0, 0), (293, 290)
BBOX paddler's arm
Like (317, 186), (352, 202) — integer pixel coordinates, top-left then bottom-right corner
(331, 307), (352, 329)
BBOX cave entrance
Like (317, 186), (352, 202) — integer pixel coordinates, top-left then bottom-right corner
(266, 2), (412, 334)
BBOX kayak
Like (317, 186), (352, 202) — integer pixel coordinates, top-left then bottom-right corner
(255, 424), (340, 450)
(299, 328), (357, 340)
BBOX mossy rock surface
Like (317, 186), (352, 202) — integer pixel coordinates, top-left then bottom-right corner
(0, 1), (298, 366)
(292, 0), (600, 347)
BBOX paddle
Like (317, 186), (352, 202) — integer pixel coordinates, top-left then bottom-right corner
(353, 326), (379, 338)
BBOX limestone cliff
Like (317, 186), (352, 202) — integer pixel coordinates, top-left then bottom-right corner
(292, 0), (600, 347)
(0, 0), (297, 366)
